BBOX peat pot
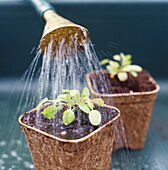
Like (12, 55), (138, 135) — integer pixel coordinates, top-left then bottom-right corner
(19, 104), (120, 170)
(86, 70), (160, 150)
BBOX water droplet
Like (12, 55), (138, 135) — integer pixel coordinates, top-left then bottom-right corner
(0, 140), (6, 146)
(10, 150), (17, 157)
(114, 161), (119, 166)
(1, 154), (8, 158)
(144, 165), (149, 168)
(29, 164), (34, 169)
(17, 156), (22, 161)
(16, 140), (22, 145)
(24, 161), (33, 168)
(0, 159), (4, 164)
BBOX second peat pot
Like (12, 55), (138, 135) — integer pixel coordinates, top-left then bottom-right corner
(86, 53), (160, 150)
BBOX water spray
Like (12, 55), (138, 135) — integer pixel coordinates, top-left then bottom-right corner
(30, 0), (90, 57)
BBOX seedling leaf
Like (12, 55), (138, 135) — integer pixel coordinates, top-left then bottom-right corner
(57, 94), (67, 102)
(87, 101), (94, 110)
(113, 55), (121, 61)
(82, 87), (90, 98)
(79, 103), (90, 114)
(62, 109), (75, 125)
(100, 59), (110, 65)
(118, 72), (128, 81)
(122, 65), (142, 72)
(89, 110), (101, 126)
(93, 98), (104, 106)
(72, 92), (80, 104)
(109, 61), (119, 68)
(125, 54), (132, 60)
(42, 105), (57, 119)
(130, 71), (138, 77)
(66, 94), (71, 102)
(70, 89), (79, 96)
(106, 65), (117, 75)
(62, 89), (70, 93)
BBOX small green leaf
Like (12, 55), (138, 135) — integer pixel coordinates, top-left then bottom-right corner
(121, 65), (131, 72)
(100, 59), (110, 65)
(66, 94), (71, 102)
(62, 89), (70, 93)
(87, 101), (95, 110)
(120, 53), (132, 66)
(70, 89), (79, 96)
(79, 103), (90, 114)
(109, 61), (120, 68)
(106, 65), (118, 75)
(62, 109), (75, 125)
(122, 65), (142, 72)
(118, 72), (128, 81)
(72, 92), (80, 104)
(83, 97), (90, 102)
(120, 52), (125, 62)
(36, 97), (48, 108)
(70, 100), (75, 106)
(93, 98), (104, 106)
(82, 87), (90, 98)
(122, 60), (132, 66)
(113, 55), (121, 61)
(57, 94), (67, 102)
(57, 105), (64, 110)
(42, 105), (57, 119)
(89, 110), (101, 126)
(130, 71), (138, 77)
(125, 54), (132, 60)
(130, 65), (142, 72)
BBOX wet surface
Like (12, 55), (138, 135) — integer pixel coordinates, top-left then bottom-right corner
(0, 79), (168, 170)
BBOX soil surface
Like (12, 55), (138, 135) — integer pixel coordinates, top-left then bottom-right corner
(89, 70), (157, 94)
(21, 104), (118, 140)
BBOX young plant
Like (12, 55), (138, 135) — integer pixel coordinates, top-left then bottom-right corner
(100, 53), (142, 81)
(36, 87), (104, 126)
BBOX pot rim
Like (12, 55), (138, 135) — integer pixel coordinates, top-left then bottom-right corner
(19, 103), (120, 144)
(86, 70), (160, 98)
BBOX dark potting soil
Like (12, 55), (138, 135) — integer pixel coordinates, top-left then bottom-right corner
(89, 70), (157, 94)
(21, 104), (118, 140)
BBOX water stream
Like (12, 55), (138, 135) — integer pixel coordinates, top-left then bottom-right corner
(0, 31), (152, 169)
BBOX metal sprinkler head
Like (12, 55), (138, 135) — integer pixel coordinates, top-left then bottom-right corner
(31, 0), (90, 57)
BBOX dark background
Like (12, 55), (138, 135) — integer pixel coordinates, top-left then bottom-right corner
(0, 0), (168, 78)
(0, 1), (168, 169)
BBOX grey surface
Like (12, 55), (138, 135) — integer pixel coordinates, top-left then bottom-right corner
(0, 79), (167, 169)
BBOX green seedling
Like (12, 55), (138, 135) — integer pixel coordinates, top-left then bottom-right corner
(100, 53), (142, 81)
(36, 87), (104, 126)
